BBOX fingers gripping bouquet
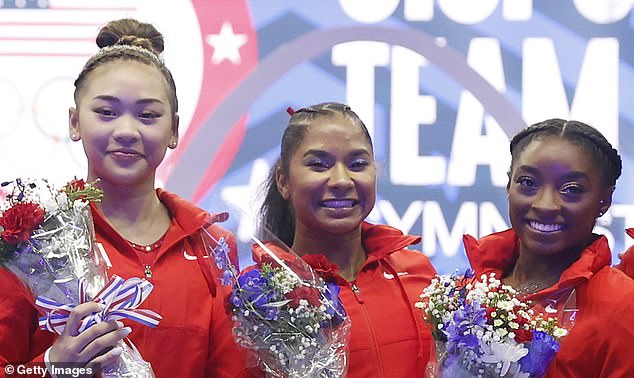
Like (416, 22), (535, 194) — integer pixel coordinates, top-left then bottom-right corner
(416, 270), (571, 378)
(0, 178), (161, 377)
(202, 223), (350, 377)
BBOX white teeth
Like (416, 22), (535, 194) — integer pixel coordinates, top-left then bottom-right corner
(530, 221), (563, 232)
(323, 200), (355, 208)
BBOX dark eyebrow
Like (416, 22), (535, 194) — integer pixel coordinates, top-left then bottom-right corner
(303, 148), (372, 158)
(516, 165), (590, 180)
(92, 95), (165, 105)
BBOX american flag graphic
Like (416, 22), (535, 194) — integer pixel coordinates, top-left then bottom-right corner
(0, 0), (136, 57)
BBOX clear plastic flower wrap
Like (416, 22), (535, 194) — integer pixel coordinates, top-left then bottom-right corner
(416, 270), (576, 378)
(0, 178), (161, 377)
(198, 211), (351, 378)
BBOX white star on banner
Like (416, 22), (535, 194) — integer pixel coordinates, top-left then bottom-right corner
(220, 158), (270, 242)
(205, 21), (247, 64)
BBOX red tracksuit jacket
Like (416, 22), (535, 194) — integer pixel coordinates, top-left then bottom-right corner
(464, 229), (634, 377)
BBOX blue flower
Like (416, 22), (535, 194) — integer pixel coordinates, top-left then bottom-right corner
(519, 331), (560, 376)
(263, 306), (280, 321)
(321, 282), (346, 327)
(230, 292), (243, 307)
(235, 269), (276, 315)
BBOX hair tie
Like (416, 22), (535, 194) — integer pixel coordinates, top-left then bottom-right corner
(286, 107), (295, 116)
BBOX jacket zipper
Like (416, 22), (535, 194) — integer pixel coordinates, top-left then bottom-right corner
(144, 264), (152, 279)
(350, 283), (364, 303)
(350, 281), (386, 375)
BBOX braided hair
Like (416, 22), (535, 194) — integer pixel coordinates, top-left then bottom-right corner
(73, 18), (178, 115)
(258, 102), (372, 246)
(509, 119), (622, 187)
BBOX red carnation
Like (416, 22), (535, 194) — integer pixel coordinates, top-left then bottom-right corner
(0, 202), (45, 245)
(514, 328), (533, 343)
(286, 286), (321, 308)
(301, 254), (341, 283)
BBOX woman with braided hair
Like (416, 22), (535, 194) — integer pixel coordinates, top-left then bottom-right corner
(0, 18), (251, 377)
(463, 118), (634, 376)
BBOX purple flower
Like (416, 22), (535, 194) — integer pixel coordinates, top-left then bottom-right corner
(444, 301), (486, 353)
(455, 301), (487, 328)
(519, 331), (560, 376)
(221, 270), (233, 286)
(214, 253), (227, 270)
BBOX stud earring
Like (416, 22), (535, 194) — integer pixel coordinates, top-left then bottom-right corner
(70, 133), (78, 141)
(168, 141), (177, 148)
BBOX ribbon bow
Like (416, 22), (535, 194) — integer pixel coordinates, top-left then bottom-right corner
(36, 275), (162, 335)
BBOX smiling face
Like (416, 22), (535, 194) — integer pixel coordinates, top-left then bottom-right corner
(507, 137), (612, 257)
(276, 115), (376, 241)
(69, 60), (178, 187)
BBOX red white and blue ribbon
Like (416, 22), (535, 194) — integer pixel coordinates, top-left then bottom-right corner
(36, 275), (162, 335)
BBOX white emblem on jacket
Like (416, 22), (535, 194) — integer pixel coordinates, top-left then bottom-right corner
(183, 250), (209, 261)
(383, 271), (408, 279)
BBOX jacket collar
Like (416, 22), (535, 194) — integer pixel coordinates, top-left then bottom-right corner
(91, 189), (216, 255)
(464, 228), (612, 299)
(156, 188), (210, 234)
(361, 221), (421, 264)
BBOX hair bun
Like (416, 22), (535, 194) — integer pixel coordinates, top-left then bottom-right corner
(116, 35), (154, 52)
(96, 18), (164, 55)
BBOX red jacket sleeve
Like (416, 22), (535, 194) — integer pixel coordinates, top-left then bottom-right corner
(0, 268), (55, 378)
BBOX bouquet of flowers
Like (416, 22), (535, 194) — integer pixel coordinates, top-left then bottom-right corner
(0, 178), (161, 377)
(204, 224), (350, 378)
(416, 270), (570, 378)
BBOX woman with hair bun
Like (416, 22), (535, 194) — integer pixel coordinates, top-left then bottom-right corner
(0, 18), (250, 377)
(463, 118), (634, 376)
